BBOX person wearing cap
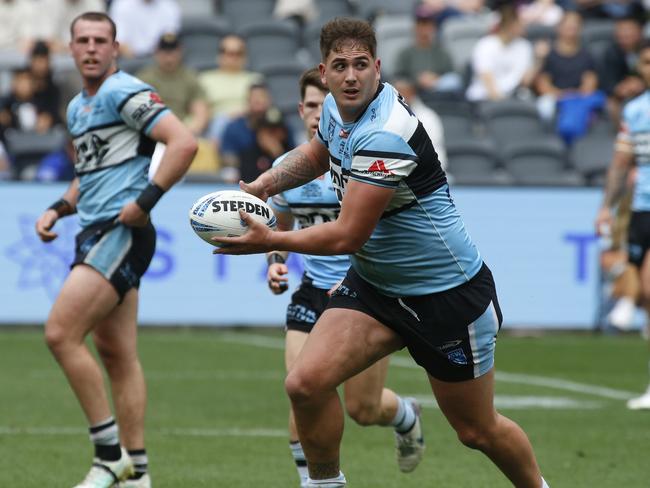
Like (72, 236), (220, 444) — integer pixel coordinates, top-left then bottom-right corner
(136, 33), (210, 137)
(29, 40), (63, 126)
(394, 2), (462, 94)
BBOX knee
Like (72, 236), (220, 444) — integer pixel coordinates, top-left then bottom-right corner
(44, 320), (68, 356)
(345, 398), (380, 426)
(285, 369), (323, 406)
(455, 424), (495, 452)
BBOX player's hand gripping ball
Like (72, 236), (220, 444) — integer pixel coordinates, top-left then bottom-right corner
(189, 190), (277, 246)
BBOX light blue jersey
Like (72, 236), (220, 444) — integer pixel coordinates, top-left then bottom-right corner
(619, 91), (650, 211)
(67, 70), (169, 227)
(316, 82), (482, 296)
(270, 153), (350, 290)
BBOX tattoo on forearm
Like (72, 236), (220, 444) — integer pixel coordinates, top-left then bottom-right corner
(308, 460), (340, 480)
(603, 165), (627, 208)
(269, 148), (325, 194)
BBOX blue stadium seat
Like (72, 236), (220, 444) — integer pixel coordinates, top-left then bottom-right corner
(260, 62), (306, 113)
(180, 16), (230, 70)
(238, 20), (301, 71)
(219, 0), (277, 29)
(4, 128), (67, 180)
(446, 139), (514, 186)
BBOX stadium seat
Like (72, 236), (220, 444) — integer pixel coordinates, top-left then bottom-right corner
(524, 23), (556, 45)
(314, 0), (356, 24)
(358, 0), (418, 20)
(446, 139), (514, 186)
(177, 0), (217, 16)
(118, 56), (154, 74)
(4, 127), (67, 180)
(440, 15), (492, 73)
(375, 15), (414, 78)
(479, 99), (548, 147)
(179, 16), (230, 70)
(581, 19), (615, 65)
(238, 20), (301, 71)
(303, 22), (324, 64)
(260, 62), (306, 113)
(502, 139), (585, 186)
(219, 0), (277, 29)
(570, 120), (615, 185)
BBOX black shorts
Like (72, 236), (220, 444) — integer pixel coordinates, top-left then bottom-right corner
(627, 211), (650, 267)
(72, 219), (157, 301)
(327, 263), (503, 382)
(286, 276), (330, 333)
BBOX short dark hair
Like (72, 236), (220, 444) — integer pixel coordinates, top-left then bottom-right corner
(640, 38), (650, 53)
(70, 12), (117, 41)
(299, 67), (327, 100)
(320, 17), (376, 61)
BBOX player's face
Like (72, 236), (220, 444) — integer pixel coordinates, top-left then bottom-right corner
(70, 19), (118, 88)
(638, 48), (650, 86)
(299, 85), (326, 140)
(320, 42), (380, 122)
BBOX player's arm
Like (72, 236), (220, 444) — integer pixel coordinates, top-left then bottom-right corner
(240, 137), (330, 201)
(596, 140), (635, 235)
(214, 180), (393, 255)
(266, 209), (294, 294)
(120, 112), (198, 226)
(35, 177), (80, 242)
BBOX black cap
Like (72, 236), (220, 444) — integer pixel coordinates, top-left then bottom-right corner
(158, 32), (180, 51)
(259, 107), (285, 128)
(31, 40), (50, 57)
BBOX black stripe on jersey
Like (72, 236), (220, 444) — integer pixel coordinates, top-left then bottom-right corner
(289, 203), (341, 208)
(317, 127), (328, 148)
(350, 173), (399, 187)
(381, 200), (417, 219)
(116, 88), (151, 112)
(141, 107), (168, 134)
(404, 121), (447, 196)
(137, 134), (156, 157)
(330, 155), (342, 167)
(70, 120), (124, 139)
(355, 149), (418, 162)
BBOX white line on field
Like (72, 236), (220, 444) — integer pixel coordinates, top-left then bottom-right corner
(0, 426), (287, 438)
(218, 332), (636, 400)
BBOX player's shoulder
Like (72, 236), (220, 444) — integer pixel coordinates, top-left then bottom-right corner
(623, 92), (649, 116)
(99, 70), (155, 106)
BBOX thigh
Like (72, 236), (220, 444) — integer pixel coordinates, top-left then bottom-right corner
(292, 308), (403, 391)
(47, 264), (120, 340)
(285, 329), (309, 372)
(92, 288), (139, 360)
(343, 355), (390, 404)
(428, 368), (497, 430)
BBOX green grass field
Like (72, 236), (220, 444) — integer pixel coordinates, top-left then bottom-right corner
(1, 328), (649, 487)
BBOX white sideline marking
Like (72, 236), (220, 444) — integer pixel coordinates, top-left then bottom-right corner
(218, 332), (636, 400)
(0, 426), (286, 438)
(412, 395), (602, 410)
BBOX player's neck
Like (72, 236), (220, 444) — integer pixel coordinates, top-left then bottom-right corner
(83, 67), (118, 96)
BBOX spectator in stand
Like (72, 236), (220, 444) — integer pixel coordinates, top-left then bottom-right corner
(466, 5), (535, 101)
(199, 35), (263, 147)
(28, 40), (62, 126)
(600, 14), (645, 126)
(39, 0), (106, 52)
(421, 0), (488, 25)
(535, 10), (604, 143)
(136, 33), (209, 137)
(394, 2), (463, 95)
(35, 137), (76, 182)
(274, 0), (318, 26)
(243, 107), (294, 183)
(219, 84), (294, 183)
(109, 0), (181, 58)
(0, 141), (10, 179)
(519, 0), (564, 27)
(392, 77), (448, 169)
(0, 68), (57, 139)
(0, 0), (40, 53)
(573, 0), (645, 20)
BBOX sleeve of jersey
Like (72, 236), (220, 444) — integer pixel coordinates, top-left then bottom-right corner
(117, 88), (170, 136)
(615, 106), (634, 154)
(350, 130), (418, 188)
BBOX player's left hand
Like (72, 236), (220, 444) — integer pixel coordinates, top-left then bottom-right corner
(119, 201), (150, 227)
(212, 210), (274, 254)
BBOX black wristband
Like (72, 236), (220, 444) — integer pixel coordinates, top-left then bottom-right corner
(47, 198), (74, 217)
(267, 253), (286, 266)
(135, 183), (165, 213)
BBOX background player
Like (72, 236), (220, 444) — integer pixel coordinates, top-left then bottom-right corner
(34, 12), (197, 488)
(596, 39), (650, 410)
(214, 17), (549, 488)
(266, 67), (424, 486)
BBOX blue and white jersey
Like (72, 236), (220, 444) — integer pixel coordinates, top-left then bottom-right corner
(315, 82), (482, 296)
(67, 71), (169, 227)
(618, 91), (650, 211)
(270, 153), (350, 290)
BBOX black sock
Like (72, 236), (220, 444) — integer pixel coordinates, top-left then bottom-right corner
(95, 443), (121, 461)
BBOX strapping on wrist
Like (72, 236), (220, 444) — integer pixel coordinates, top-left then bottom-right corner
(135, 183), (165, 213)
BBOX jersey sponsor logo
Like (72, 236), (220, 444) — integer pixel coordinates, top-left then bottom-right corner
(366, 160), (393, 174)
(211, 200), (271, 219)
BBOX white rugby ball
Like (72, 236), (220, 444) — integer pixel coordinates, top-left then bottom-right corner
(189, 190), (277, 246)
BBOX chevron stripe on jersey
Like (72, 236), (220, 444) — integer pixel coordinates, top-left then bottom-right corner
(67, 71), (169, 227)
(270, 152), (349, 290)
(316, 82), (481, 296)
(619, 92), (650, 211)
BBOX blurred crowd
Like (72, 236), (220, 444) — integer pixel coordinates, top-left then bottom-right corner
(0, 0), (649, 184)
